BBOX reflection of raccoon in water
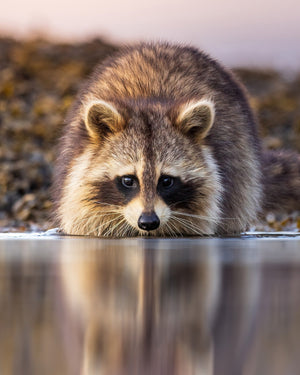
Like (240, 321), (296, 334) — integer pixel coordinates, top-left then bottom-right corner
(59, 240), (221, 375)
(52, 42), (300, 237)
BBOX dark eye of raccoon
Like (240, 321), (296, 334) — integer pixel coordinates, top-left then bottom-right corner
(121, 175), (138, 188)
(157, 175), (197, 210)
(158, 175), (175, 189)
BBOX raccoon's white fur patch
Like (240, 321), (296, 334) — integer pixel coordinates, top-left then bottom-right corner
(154, 199), (171, 226)
(59, 149), (95, 235)
(123, 197), (144, 231)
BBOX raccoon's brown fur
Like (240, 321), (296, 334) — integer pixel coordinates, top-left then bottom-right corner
(52, 42), (300, 237)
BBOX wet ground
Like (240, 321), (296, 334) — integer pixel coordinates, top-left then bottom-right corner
(0, 234), (300, 375)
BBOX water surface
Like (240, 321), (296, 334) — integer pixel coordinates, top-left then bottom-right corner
(0, 234), (300, 374)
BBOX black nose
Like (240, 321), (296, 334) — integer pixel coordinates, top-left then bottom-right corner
(138, 212), (160, 231)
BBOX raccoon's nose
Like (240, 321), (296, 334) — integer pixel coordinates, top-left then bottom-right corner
(138, 212), (160, 231)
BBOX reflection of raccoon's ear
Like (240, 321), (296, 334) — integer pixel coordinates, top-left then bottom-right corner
(85, 100), (125, 139)
(175, 99), (215, 140)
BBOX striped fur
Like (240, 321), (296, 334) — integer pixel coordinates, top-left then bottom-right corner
(52, 42), (299, 237)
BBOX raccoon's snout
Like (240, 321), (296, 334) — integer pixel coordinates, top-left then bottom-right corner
(138, 212), (160, 231)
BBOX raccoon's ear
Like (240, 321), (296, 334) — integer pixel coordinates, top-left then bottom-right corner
(84, 100), (125, 139)
(174, 99), (215, 140)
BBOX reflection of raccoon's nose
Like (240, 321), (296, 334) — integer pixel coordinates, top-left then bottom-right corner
(138, 212), (160, 231)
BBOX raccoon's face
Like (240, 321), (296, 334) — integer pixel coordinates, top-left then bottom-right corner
(59, 98), (223, 237)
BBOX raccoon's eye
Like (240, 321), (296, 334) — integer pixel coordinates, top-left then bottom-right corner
(121, 175), (138, 188)
(159, 175), (175, 189)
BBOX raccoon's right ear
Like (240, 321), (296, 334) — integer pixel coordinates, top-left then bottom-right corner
(84, 100), (125, 140)
(173, 99), (215, 140)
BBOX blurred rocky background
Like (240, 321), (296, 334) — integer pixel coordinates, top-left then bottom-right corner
(0, 37), (299, 233)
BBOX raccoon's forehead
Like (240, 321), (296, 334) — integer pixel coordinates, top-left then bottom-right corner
(111, 124), (185, 158)
(96, 124), (207, 180)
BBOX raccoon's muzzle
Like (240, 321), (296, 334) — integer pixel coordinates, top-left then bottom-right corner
(138, 211), (160, 231)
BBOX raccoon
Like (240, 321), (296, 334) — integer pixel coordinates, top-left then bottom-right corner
(52, 42), (300, 237)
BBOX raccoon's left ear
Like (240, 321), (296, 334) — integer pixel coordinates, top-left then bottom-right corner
(84, 100), (125, 140)
(174, 99), (215, 140)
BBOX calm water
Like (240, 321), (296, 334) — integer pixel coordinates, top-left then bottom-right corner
(0, 234), (300, 375)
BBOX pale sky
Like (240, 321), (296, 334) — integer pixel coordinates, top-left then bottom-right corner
(1, 0), (300, 68)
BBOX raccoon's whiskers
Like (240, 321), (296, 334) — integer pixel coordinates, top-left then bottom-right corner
(174, 215), (205, 234)
(161, 222), (172, 237)
(171, 220), (199, 236)
(73, 210), (120, 229)
(94, 201), (122, 210)
(163, 219), (179, 237)
(171, 214), (204, 235)
(119, 222), (134, 238)
(98, 218), (121, 236)
(85, 214), (122, 236)
(104, 215), (130, 237)
(165, 221), (181, 237)
(161, 224), (171, 237)
(171, 210), (219, 225)
(116, 222), (127, 237)
(122, 223), (136, 237)
(104, 216), (136, 238)
(172, 210), (237, 223)
(102, 216), (127, 237)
